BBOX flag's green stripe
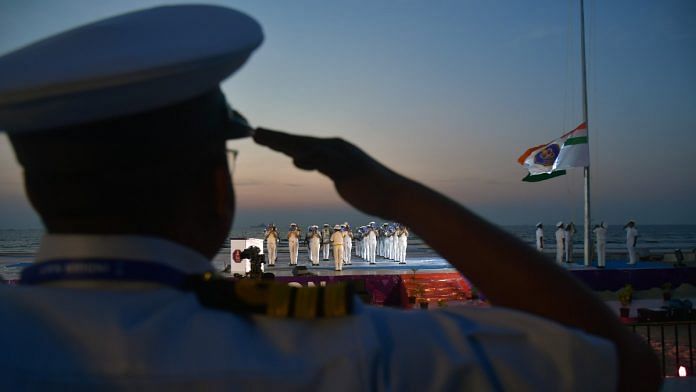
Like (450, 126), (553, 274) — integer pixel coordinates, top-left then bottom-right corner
(522, 170), (567, 182)
(564, 136), (588, 146)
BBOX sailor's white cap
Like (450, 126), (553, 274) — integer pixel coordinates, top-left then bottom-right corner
(536, 222), (543, 227)
(290, 223), (297, 227)
(334, 225), (341, 230)
(556, 221), (564, 227)
(0, 5), (263, 134)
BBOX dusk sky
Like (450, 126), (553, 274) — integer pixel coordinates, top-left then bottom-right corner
(1, 0), (694, 230)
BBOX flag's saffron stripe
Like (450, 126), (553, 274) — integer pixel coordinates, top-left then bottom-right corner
(564, 136), (588, 146)
(522, 170), (567, 182)
(517, 143), (546, 165)
(559, 122), (587, 138)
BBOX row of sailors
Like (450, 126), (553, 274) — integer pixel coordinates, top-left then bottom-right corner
(534, 220), (638, 268)
(354, 222), (409, 265)
(263, 222), (409, 271)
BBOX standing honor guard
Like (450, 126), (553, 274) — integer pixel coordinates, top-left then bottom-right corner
(321, 224), (332, 260)
(342, 223), (353, 265)
(360, 226), (368, 259)
(379, 223), (388, 257)
(287, 223), (301, 266)
(309, 225), (321, 266)
(593, 222), (607, 268)
(264, 224), (279, 266)
(564, 222), (576, 263)
(391, 224), (399, 261)
(397, 225), (409, 264)
(384, 224), (394, 260)
(330, 225), (345, 271)
(555, 222), (565, 264)
(624, 220), (639, 265)
(367, 222), (378, 264)
(354, 227), (363, 258)
(535, 223), (544, 252)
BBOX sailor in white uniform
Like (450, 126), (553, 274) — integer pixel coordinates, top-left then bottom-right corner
(555, 222), (565, 264)
(624, 220), (639, 265)
(330, 225), (345, 271)
(321, 224), (332, 260)
(391, 224), (399, 260)
(593, 222), (607, 268)
(264, 224), (279, 266)
(0, 5), (657, 390)
(386, 224), (395, 260)
(367, 222), (378, 264)
(397, 225), (409, 264)
(287, 223), (301, 266)
(379, 223), (387, 257)
(564, 222), (576, 263)
(309, 225), (321, 266)
(354, 227), (363, 258)
(360, 226), (370, 262)
(535, 223), (544, 252)
(342, 224), (353, 265)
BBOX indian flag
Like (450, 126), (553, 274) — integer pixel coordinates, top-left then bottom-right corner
(518, 123), (589, 181)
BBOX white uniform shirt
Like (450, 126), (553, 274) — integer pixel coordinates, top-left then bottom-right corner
(330, 231), (344, 246)
(266, 230), (278, 243)
(0, 235), (617, 391)
(594, 226), (607, 244)
(626, 227), (638, 248)
(555, 228), (565, 245)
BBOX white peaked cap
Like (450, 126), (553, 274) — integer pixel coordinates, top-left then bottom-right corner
(556, 221), (564, 227)
(290, 223), (297, 226)
(536, 222), (542, 227)
(334, 225), (341, 230)
(0, 5), (263, 133)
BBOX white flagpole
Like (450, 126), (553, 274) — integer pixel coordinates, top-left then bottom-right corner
(580, 0), (591, 267)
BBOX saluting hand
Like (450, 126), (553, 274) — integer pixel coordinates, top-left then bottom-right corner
(253, 128), (406, 219)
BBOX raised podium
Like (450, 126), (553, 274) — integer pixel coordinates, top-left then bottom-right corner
(229, 238), (264, 275)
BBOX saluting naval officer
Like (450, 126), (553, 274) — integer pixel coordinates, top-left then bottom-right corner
(0, 5), (659, 391)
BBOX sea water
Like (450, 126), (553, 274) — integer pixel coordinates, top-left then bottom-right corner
(2, 225), (695, 280)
